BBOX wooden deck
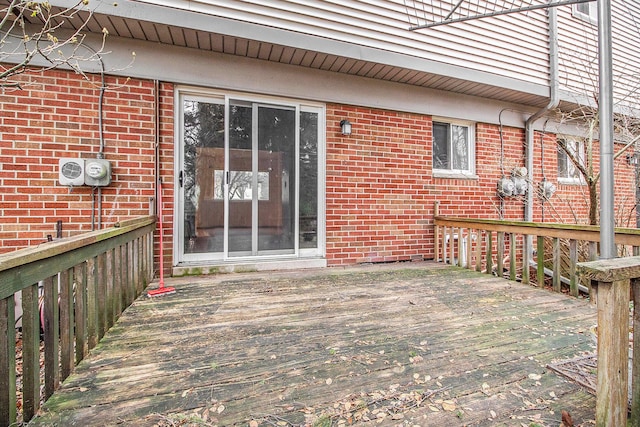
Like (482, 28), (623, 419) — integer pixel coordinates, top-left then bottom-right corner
(29, 262), (598, 426)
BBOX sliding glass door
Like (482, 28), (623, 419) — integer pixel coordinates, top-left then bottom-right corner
(177, 91), (322, 263)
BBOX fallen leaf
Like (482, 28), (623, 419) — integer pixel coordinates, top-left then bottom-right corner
(442, 400), (456, 411)
(326, 378), (333, 385)
(490, 410), (497, 418)
(561, 410), (574, 427)
(217, 404), (225, 414)
(249, 421), (259, 427)
(528, 373), (542, 381)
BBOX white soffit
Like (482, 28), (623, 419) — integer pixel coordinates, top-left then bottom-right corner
(43, 0), (552, 108)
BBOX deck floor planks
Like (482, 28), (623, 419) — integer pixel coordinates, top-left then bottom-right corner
(29, 263), (598, 426)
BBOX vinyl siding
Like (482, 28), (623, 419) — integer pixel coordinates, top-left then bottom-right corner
(135, 0), (551, 86)
(557, 1), (640, 108)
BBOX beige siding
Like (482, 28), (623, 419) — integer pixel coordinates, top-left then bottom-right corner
(557, 1), (640, 108)
(141, 0), (551, 86)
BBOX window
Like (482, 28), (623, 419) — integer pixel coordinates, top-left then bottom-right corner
(433, 120), (474, 176)
(557, 138), (584, 184)
(573, 2), (596, 24)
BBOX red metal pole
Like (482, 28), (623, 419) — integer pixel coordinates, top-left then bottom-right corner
(148, 179), (175, 297)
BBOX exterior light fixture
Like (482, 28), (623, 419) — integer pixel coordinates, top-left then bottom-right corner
(627, 152), (638, 166)
(340, 119), (352, 136)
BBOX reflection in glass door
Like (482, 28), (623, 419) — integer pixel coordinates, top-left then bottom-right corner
(181, 98), (225, 256)
(227, 101), (296, 257)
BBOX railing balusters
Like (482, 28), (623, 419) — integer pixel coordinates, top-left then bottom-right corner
(116, 246), (123, 320)
(97, 253), (107, 340)
(486, 231), (493, 274)
(86, 257), (98, 350)
(569, 239), (578, 297)
(497, 232), (504, 278)
(75, 262), (88, 364)
(106, 248), (115, 329)
(0, 216), (155, 425)
(59, 268), (74, 381)
(552, 237), (561, 292)
(522, 235), (530, 285)
(466, 228), (473, 269)
(43, 275), (59, 400)
(457, 228), (463, 267)
(136, 237), (143, 295)
(0, 296), (16, 427)
(434, 202), (440, 263)
(22, 284), (40, 420)
(449, 227), (455, 266)
(510, 233), (517, 281)
(130, 241), (137, 299)
(537, 236), (545, 287)
(475, 230), (482, 272)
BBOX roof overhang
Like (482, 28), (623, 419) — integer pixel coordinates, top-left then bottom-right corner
(42, 0), (553, 109)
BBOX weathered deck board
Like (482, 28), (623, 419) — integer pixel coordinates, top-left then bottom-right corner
(29, 262), (597, 426)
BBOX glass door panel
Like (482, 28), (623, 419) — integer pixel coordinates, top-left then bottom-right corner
(299, 111), (319, 249)
(257, 105), (296, 254)
(227, 101), (253, 256)
(182, 99), (225, 255)
(179, 93), (323, 263)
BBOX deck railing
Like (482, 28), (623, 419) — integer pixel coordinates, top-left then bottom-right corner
(0, 216), (156, 426)
(433, 203), (640, 427)
(434, 202), (640, 294)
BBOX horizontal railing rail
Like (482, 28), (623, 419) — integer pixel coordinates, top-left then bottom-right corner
(0, 216), (156, 426)
(434, 203), (640, 296)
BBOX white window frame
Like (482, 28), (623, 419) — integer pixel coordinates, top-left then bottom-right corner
(432, 118), (476, 179)
(572, 2), (597, 25)
(557, 138), (585, 185)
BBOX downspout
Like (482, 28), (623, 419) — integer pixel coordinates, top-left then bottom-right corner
(524, 6), (559, 270)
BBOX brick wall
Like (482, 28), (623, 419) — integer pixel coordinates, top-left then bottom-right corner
(325, 105), (637, 265)
(1, 67), (636, 271)
(326, 105), (433, 265)
(0, 69), (160, 254)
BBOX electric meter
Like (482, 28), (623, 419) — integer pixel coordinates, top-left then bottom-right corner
(85, 159), (111, 186)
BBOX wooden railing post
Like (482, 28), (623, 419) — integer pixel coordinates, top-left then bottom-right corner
(633, 278), (640, 425)
(578, 256), (640, 427)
